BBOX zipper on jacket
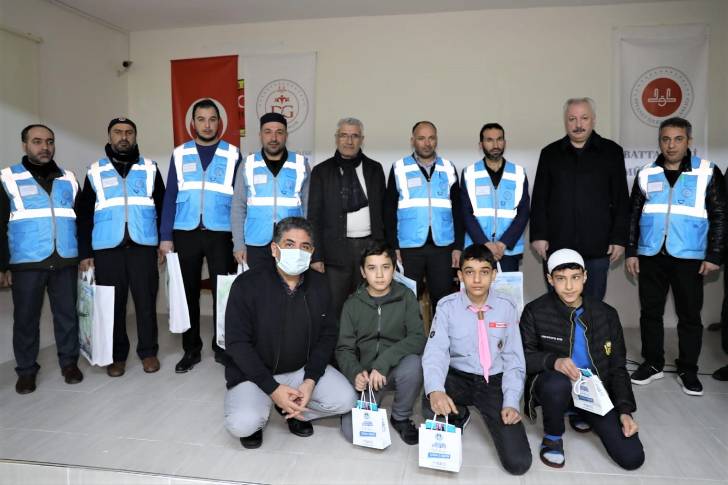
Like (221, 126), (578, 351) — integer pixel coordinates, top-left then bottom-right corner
(571, 308), (601, 379)
(273, 175), (278, 223)
(122, 172), (129, 227)
(427, 177), (433, 239)
(662, 182), (674, 249)
(200, 164), (207, 226)
(47, 182), (58, 249)
(491, 183), (498, 242)
(375, 305), (382, 357)
(303, 294), (312, 359)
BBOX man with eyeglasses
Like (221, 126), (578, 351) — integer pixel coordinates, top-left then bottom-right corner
(308, 117), (386, 320)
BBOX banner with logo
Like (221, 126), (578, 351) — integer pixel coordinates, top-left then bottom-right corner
(614, 24), (708, 180)
(170, 55), (240, 147)
(241, 53), (316, 157)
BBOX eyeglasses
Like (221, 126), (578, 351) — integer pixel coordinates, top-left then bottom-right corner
(336, 133), (361, 141)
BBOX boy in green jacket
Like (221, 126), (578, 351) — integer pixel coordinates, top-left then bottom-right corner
(337, 241), (426, 445)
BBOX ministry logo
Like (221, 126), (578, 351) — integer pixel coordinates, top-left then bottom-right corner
(630, 66), (693, 127)
(256, 79), (310, 133)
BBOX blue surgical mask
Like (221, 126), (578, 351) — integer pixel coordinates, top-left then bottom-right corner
(275, 245), (311, 276)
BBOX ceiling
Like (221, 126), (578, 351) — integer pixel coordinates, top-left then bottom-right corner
(47, 0), (675, 33)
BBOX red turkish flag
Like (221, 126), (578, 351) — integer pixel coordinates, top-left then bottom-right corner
(170, 55), (239, 147)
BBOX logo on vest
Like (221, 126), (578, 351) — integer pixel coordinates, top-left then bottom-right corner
(256, 79), (310, 133)
(184, 98), (228, 140)
(630, 67), (693, 127)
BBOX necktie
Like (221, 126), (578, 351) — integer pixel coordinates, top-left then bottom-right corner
(467, 304), (491, 382)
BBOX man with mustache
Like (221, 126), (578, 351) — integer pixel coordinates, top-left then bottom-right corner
(0, 124), (84, 394)
(530, 98), (630, 300)
(232, 112), (310, 270)
(76, 118), (166, 377)
(159, 99), (241, 373)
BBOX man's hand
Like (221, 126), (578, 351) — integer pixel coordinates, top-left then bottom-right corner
(620, 414), (639, 437)
(626, 257), (639, 277)
(429, 391), (458, 416)
(451, 250), (462, 268)
(233, 250), (246, 265)
(310, 262), (325, 273)
(485, 241), (506, 261)
(158, 241), (174, 264)
(532, 240), (549, 260)
(289, 379), (316, 420)
(79, 258), (94, 272)
(270, 384), (307, 419)
(607, 244), (625, 263)
(369, 369), (387, 391)
(395, 249), (402, 265)
(699, 261), (720, 276)
(354, 370), (369, 392)
(554, 357), (581, 381)
(0, 270), (11, 288)
(501, 407), (522, 425)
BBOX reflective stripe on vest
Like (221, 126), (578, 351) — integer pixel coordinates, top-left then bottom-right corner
(636, 155), (713, 259)
(87, 157), (158, 249)
(243, 151), (307, 246)
(0, 163), (78, 263)
(172, 140), (238, 231)
(463, 159), (525, 255)
(394, 156), (456, 248)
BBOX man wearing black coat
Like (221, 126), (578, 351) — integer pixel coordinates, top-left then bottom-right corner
(530, 98), (630, 300)
(308, 118), (386, 320)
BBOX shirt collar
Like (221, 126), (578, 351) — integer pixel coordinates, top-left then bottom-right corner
(458, 288), (496, 311)
(277, 270), (305, 296)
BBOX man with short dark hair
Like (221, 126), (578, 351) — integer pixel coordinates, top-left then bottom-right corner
(627, 117), (726, 395)
(224, 217), (356, 449)
(159, 98), (240, 373)
(0, 124), (84, 394)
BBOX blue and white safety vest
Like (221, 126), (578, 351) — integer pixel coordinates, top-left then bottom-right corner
(243, 151), (308, 246)
(172, 140), (238, 231)
(393, 156), (457, 248)
(462, 159), (526, 255)
(0, 163), (78, 263)
(637, 155), (714, 259)
(87, 157), (158, 250)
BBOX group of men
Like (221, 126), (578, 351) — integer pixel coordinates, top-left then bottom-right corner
(1, 95), (726, 473)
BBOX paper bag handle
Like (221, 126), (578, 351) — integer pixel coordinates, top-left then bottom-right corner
(396, 261), (404, 274)
(81, 268), (95, 284)
(430, 413), (449, 425)
(572, 369), (593, 396)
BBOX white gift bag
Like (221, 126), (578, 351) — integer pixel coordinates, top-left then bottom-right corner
(351, 386), (391, 449)
(166, 252), (191, 334)
(215, 263), (247, 349)
(418, 414), (462, 472)
(394, 261), (417, 296)
(77, 269), (114, 366)
(491, 262), (524, 314)
(572, 368), (614, 416)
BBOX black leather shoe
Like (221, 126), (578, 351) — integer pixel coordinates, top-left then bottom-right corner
(287, 418), (314, 437)
(240, 429), (263, 449)
(61, 364), (83, 384)
(15, 374), (37, 394)
(390, 417), (419, 445)
(214, 352), (227, 365)
(175, 353), (201, 373)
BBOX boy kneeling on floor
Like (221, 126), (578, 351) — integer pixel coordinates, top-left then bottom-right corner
(421, 244), (532, 475)
(520, 248), (644, 470)
(338, 241), (427, 445)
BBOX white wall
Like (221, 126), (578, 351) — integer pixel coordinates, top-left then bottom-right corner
(129, 0), (728, 327)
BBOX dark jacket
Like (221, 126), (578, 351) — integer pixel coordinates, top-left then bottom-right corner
(335, 281), (426, 383)
(626, 150), (726, 264)
(224, 261), (337, 394)
(519, 292), (636, 419)
(308, 152), (385, 265)
(529, 132), (630, 259)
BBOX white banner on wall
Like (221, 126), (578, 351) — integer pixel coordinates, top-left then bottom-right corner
(614, 24), (708, 182)
(241, 52), (316, 158)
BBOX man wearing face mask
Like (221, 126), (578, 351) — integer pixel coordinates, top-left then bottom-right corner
(76, 118), (166, 377)
(223, 217), (356, 449)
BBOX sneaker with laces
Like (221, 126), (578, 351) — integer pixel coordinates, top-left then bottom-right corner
(390, 417), (418, 445)
(677, 372), (703, 396)
(630, 363), (664, 385)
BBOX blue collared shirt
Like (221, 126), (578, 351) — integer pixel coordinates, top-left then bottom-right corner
(422, 289), (526, 410)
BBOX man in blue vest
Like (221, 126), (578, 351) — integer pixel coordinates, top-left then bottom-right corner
(462, 123), (530, 272)
(76, 118), (166, 377)
(159, 99), (240, 373)
(0, 124), (84, 394)
(627, 117), (726, 396)
(232, 112), (310, 270)
(383, 121), (464, 310)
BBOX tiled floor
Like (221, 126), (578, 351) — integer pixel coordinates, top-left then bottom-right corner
(0, 313), (726, 485)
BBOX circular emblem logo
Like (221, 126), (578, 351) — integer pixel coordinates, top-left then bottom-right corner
(256, 79), (309, 133)
(184, 98), (228, 140)
(630, 67), (693, 127)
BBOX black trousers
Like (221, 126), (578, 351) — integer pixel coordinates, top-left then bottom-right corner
(325, 236), (372, 324)
(400, 243), (455, 310)
(423, 369), (532, 476)
(94, 245), (159, 362)
(174, 229), (236, 355)
(12, 265), (80, 376)
(245, 244), (273, 270)
(535, 370), (645, 470)
(638, 254), (703, 372)
(719, 265), (728, 353)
